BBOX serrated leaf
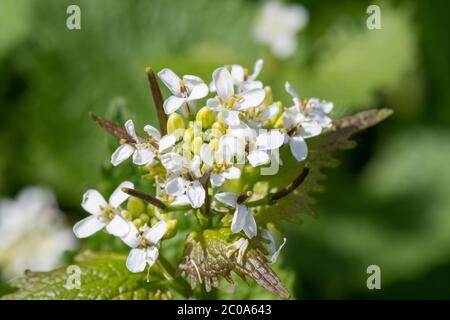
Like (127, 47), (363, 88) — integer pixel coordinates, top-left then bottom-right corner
(254, 109), (392, 225)
(2, 251), (175, 300)
(177, 228), (291, 299)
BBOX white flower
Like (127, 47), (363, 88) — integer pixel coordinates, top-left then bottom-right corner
(0, 187), (77, 279)
(247, 129), (285, 167)
(165, 176), (205, 209)
(200, 141), (242, 187)
(73, 181), (136, 244)
(254, 1), (309, 59)
(111, 120), (175, 166)
(207, 67), (265, 126)
(261, 229), (287, 264)
(210, 59), (264, 93)
(283, 82), (323, 162)
(215, 192), (257, 238)
(126, 220), (167, 273)
(158, 68), (209, 116)
(286, 82), (333, 129)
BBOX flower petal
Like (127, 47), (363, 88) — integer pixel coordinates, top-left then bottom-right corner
(231, 204), (249, 234)
(213, 67), (234, 99)
(171, 194), (190, 206)
(230, 64), (245, 84)
(144, 125), (161, 141)
(81, 189), (107, 215)
(256, 130), (285, 150)
(289, 134), (308, 161)
(300, 120), (322, 138)
(73, 215), (105, 238)
(163, 96), (185, 114)
(189, 155), (202, 178)
(250, 59), (264, 80)
(165, 177), (186, 196)
(126, 248), (147, 273)
(111, 144), (134, 166)
(106, 215), (130, 237)
(258, 103), (279, 122)
(158, 68), (181, 96)
(121, 222), (140, 248)
(144, 220), (167, 244)
(158, 134), (176, 153)
(248, 150), (270, 167)
(109, 181), (134, 207)
(238, 88), (265, 109)
(145, 246), (159, 268)
(200, 144), (213, 167)
(132, 148), (155, 165)
(215, 192), (238, 208)
(210, 173), (226, 187)
(285, 81), (300, 99)
(187, 181), (205, 208)
(221, 167), (241, 180)
(243, 210), (257, 238)
(206, 98), (221, 111)
(160, 152), (185, 173)
(185, 76), (208, 100)
(124, 119), (140, 142)
(222, 110), (240, 126)
(269, 238), (287, 264)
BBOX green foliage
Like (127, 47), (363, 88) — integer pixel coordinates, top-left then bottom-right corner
(2, 252), (177, 300)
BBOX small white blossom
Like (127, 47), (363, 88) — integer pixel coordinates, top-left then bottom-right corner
(158, 68), (209, 116)
(215, 192), (257, 239)
(248, 129), (285, 167)
(0, 187), (77, 279)
(165, 176), (205, 209)
(210, 59), (264, 93)
(111, 120), (175, 166)
(73, 182), (137, 246)
(207, 67), (265, 127)
(254, 1), (309, 59)
(126, 220), (167, 273)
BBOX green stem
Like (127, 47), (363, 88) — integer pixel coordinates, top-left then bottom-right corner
(157, 255), (193, 298)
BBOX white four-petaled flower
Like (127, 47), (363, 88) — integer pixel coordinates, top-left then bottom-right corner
(158, 68), (209, 116)
(73, 181), (138, 247)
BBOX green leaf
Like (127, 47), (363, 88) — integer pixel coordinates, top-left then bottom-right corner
(178, 228), (291, 299)
(254, 109), (392, 225)
(2, 251), (176, 300)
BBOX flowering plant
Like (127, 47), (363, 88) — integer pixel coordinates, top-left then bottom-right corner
(3, 60), (391, 300)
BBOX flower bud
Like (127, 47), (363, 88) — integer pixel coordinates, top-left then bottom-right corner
(212, 121), (226, 134)
(275, 113), (285, 129)
(139, 213), (150, 225)
(183, 126), (194, 143)
(127, 196), (145, 218)
(163, 217), (178, 239)
(195, 106), (215, 129)
(132, 218), (143, 228)
(193, 136), (203, 155)
(209, 138), (219, 152)
(167, 113), (185, 135)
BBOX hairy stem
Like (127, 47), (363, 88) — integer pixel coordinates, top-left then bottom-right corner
(145, 67), (167, 135)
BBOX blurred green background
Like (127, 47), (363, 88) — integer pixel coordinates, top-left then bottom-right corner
(1, 0), (450, 299)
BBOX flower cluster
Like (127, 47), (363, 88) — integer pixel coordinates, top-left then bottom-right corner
(74, 59), (333, 273)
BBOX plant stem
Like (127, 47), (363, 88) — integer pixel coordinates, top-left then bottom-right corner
(121, 187), (167, 210)
(158, 255), (192, 298)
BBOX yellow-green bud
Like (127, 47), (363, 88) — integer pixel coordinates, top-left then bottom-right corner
(163, 218), (178, 239)
(183, 126), (194, 143)
(193, 136), (203, 155)
(146, 204), (155, 217)
(167, 113), (185, 135)
(209, 138), (219, 152)
(122, 210), (132, 221)
(139, 213), (150, 225)
(196, 106), (215, 129)
(212, 121), (226, 134)
(132, 218), (143, 228)
(275, 113), (285, 129)
(127, 197), (145, 218)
